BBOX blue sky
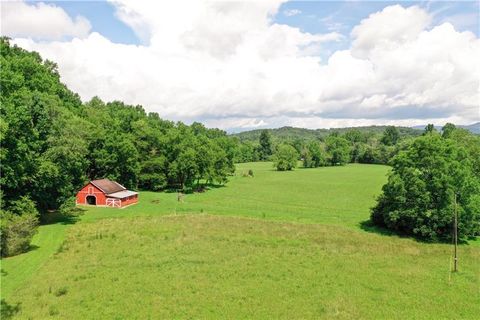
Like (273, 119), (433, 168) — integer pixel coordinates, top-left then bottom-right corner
(28, 0), (140, 44)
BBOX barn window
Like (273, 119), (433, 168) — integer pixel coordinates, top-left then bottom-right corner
(86, 195), (96, 205)
(88, 187), (94, 194)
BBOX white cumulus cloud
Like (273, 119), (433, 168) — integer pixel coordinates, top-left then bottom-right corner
(4, 1), (480, 129)
(1, 0), (91, 40)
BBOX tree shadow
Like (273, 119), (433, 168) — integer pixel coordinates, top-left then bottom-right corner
(359, 220), (398, 237)
(359, 219), (433, 243)
(1, 299), (21, 319)
(202, 183), (226, 190)
(359, 220), (472, 244)
(27, 244), (40, 252)
(163, 183), (227, 195)
(40, 208), (85, 226)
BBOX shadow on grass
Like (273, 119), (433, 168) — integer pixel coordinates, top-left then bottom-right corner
(1, 299), (21, 319)
(40, 208), (85, 226)
(359, 220), (398, 237)
(163, 183), (227, 195)
(27, 244), (40, 252)
(359, 220), (472, 245)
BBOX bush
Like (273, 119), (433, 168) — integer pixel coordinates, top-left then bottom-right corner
(1, 197), (39, 257)
(274, 144), (298, 171)
(371, 135), (480, 241)
(59, 197), (77, 216)
(54, 286), (68, 297)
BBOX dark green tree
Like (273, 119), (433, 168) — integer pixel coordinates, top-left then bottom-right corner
(325, 135), (350, 166)
(371, 135), (480, 241)
(381, 126), (400, 146)
(1, 196), (39, 257)
(138, 156), (168, 191)
(441, 123), (456, 139)
(302, 141), (326, 168)
(258, 130), (273, 160)
(424, 124), (436, 135)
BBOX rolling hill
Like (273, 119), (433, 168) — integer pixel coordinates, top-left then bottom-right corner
(231, 125), (422, 142)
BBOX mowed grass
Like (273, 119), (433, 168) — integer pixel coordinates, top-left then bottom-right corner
(7, 215), (480, 319)
(81, 162), (391, 227)
(1, 223), (69, 298)
(2, 163), (479, 318)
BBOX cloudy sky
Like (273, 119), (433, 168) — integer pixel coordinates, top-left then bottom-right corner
(2, 0), (479, 131)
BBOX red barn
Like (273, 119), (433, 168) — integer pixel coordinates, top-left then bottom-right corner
(76, 179), (138, 208)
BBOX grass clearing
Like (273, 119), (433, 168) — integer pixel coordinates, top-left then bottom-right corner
(7, 215), (480, 319)
(81, 163), (391, 227)
(2, 163), (479, 319)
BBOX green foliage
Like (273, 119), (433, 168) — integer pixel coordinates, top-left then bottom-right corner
(138, 156), (167, 191)
(424, 123), (437, 135)
(258, 130), (273, 160)
(234, 125), (425, 166)
(381, 126), (400, 146)
(325, 135), (350, 165)
(58, 197), (78, 217)
(1, 197), (39, 257)
(234, 125), (421, 143)
(302, 141), (326, 168)
(273, 144), (298, 171)
(447, 127), (480, 176)
(234, 140), (259, 163)
(441, 123), (456, 139)
(371, 135), (480, 240)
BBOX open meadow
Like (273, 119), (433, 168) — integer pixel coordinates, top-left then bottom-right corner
(2, 163), (479, 319)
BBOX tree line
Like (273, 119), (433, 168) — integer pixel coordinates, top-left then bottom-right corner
(238, 125), (414, 171)
(0, 38), (236, 256)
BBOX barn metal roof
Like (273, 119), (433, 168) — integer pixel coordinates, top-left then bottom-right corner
(91, 179), (126, 194)
(107, 190), (138, 199)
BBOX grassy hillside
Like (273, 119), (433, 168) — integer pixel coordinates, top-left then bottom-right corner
(232, 125), (422, 142)
(2, 163), (478, 319)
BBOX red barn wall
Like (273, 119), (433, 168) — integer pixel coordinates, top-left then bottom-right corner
(120, 194), (138, 207)
(76, 183), (107, 206)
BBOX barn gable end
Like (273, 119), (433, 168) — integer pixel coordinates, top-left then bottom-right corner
(76, 183), (107, 206)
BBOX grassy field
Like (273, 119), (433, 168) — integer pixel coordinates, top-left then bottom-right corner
(2, 163), (479, 319)
(81, 162), (390, 226)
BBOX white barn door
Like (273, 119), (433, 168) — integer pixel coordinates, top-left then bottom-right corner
(106, 198), (121, 208)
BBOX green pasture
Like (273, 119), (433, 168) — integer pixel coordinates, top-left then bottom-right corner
(2, 163), (479, 319)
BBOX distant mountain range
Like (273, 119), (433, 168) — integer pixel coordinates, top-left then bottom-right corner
(411, 122), (480, 134)
(231, 122), (479, 142)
